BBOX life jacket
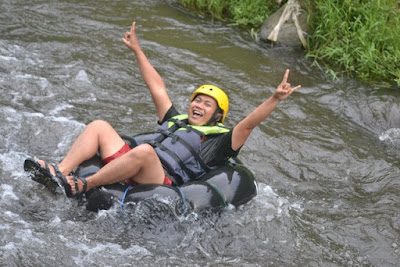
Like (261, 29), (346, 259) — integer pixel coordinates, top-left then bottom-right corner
(136, 114), (230, 185)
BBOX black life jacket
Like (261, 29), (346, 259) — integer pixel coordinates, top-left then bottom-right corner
(136, 114), (230, 185)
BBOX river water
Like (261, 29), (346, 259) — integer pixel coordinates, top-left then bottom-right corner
(1, 0), (400, 266)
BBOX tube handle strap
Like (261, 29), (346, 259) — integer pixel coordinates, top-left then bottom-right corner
(120, 185), (133, 208)
(176, 186), (190, 216)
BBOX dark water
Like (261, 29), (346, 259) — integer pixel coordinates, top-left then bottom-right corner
(1, 0), (400, 266)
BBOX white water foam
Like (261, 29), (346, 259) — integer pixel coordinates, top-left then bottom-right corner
(75, 69), (91, 83)
(0, 184), (19, 201)
(0, 150), (29, 178)
(49, 103), (75, 116)
(69, 241), (152, 266)
(250, 183), (303, 222)
(14, 73), (50, 88)
(379, 128), (400, 142)
(0, 55), (18, 62)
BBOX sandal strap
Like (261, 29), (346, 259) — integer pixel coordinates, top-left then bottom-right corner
(53, 164), (73, 197)
(73, 177), (79, 193)
(53, 164), (64, 184)
(43, 162), (51, 174)
(78, 177), (87, 193)
(72, 177), (87, 193)
(47, 163), (88, 198)
(53, 164), (61, 176)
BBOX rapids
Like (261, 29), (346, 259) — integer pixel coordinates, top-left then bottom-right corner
(1, 0), (399, 266)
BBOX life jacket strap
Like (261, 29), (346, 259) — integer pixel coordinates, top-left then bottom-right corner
(147, 140), (190, 185)
(145, 116), (224, 183)
(156, 129), (211, 173)
(170, 118), (187, 129)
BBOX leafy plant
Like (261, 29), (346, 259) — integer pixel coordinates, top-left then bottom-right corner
(178, 0), (278, 29)
(306, 0), (400, 86)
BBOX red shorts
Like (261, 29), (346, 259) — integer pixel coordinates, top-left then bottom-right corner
(102, 143), (172, 186)
(102, 143), (131, 164)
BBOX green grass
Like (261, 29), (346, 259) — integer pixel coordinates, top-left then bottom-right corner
(306, 0), (400, 87)
(178, 0), (278, 30)
(179, 0), (400, 87)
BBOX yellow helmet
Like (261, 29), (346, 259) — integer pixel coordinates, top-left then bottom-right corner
(190, 85), (229, 123)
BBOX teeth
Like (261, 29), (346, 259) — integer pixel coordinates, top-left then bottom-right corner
(193, 110), (202, 116)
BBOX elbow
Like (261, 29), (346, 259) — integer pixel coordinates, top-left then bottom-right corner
(241, 123), (256, 133)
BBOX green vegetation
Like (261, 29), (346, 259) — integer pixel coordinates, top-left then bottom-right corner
(178, 0), (400, 87)
(307, 0), (400, 86)
(178, 0), (278, 30)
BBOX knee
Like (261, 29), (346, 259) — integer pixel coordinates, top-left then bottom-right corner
(127, 144), (157, 161)
(87, 120), (113, 131)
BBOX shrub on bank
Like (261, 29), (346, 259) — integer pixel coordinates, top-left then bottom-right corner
(178, 0), (278, 29)
(178, 0), (400, 87)
(307, 0), (400, 87)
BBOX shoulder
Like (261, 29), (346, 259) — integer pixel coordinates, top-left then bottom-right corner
(200, 130), (240, 166)
(158, 105), (180, 124)
(203, 130), (239, 154)
(205, 130), (233, 146)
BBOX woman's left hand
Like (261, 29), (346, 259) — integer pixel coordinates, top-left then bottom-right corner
(273, 69), (301, 101)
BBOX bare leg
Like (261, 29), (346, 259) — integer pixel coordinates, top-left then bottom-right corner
(36, 120), (125, 176)
(68, 144), (165, 194)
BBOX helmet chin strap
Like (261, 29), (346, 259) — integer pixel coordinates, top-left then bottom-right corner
(206, 108), (222, 126)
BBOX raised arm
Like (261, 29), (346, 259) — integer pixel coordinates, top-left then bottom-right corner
(122, 21), (172, 122)
(231, 69), (301, 151)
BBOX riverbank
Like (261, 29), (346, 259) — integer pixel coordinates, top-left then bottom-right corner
(178, 0), (400, 88)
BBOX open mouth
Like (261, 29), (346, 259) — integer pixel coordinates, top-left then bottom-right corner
(192, 110), (203, 119)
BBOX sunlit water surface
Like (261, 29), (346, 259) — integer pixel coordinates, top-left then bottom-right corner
(1, 0), (400, 266)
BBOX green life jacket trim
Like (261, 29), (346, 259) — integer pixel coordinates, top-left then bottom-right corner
(167, 114), (230, 135)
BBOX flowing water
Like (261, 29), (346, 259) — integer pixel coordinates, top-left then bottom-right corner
(1, 0), (400, 266)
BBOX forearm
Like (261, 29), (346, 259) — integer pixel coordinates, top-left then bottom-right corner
(132, 47), (171, 120)
(232, 96), (280, 150)
(231, 69), (300, 151)
(122, 22), (172, 121)
(240, 96), (280, 130)
(134, 48), (166, 96)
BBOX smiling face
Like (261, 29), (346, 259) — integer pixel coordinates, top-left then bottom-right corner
(188, 94), (220, 126)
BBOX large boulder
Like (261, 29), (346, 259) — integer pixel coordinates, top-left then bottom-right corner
(260, 2), (309, 48)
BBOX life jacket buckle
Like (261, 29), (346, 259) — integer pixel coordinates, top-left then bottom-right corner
(173, 119), (186, 128)
(147, 140), (157, 147)
(171, 135), (179, 143)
